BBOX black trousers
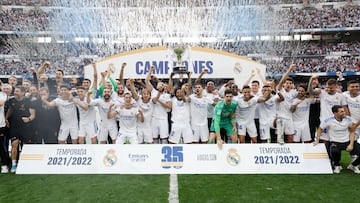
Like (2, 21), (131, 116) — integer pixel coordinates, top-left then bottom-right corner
(0, 134), (10, 166)
(330, 141), (360, 166)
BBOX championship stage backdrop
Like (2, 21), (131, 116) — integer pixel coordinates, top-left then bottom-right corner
(83, 46), (266, 87)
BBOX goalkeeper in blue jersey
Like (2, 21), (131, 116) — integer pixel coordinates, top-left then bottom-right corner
(209, 89), (238, 149)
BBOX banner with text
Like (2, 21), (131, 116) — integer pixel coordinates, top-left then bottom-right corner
(83, 46), (266, 87)
(17, 144), (332, 174)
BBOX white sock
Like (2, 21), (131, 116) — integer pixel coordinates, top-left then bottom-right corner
(12, 160), (17, 165)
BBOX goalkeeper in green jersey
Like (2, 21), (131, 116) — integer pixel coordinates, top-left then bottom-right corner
(209, 89), (238, 149)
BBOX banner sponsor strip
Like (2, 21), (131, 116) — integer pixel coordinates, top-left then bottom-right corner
(17, 143), (333, 174)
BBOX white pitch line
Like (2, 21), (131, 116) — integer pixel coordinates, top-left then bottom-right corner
(168, 174), (179, 203)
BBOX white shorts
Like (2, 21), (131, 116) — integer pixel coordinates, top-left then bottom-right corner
(237, 121), (257, 137)
(168, 123), (193, 144)
(293, 124), (311, 142)
(259, 120), (275, 140)
(151, 118), (169, 139)
(281, 118), (295, 135)
(58, 124), (79, 141)
(98, 123), (118, 142)
(137, 126), (153, 143)
(116, 132), (138, 144)
(78, 120), (98, 138)
(191, 123), (209, 142)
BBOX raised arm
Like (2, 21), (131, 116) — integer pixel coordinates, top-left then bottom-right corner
(29, 67), (39, 86)
(194, 68), (208, 85)
(99, 71), (106, 87)
(243, 69), (256, 87)
(168, 72), (175, 95)
(276, 64), (296, 91)
(256, 67), (267, 85)
(118, 62), (127, 86)
(186, 71), (192, 94)
(307, 75), (321, 96)
(129, 79), (139, 101)
(37, 61), (50, 76)
(145, 66), (155, 91)
(92, 62), (98, 90)
(135, 78), (146, 89)
(86, 91), (93, 104)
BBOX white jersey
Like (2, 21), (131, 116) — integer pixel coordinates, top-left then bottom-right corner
(171, 97), (190, 124)
(277, 88), (297, 119)
(112, 94), (137, 107)
(258, 95), (279, 124)
(53, 97), (78, 125)
(75, 97), (97, 125)
(151, 89), (171, 119)
(235, 96), (258, 123)
(252, 92), (261, 119)
(189, 94), (212, 126)
(319, 90), (347, 121)
(0, 92), (7, 128)
(320, 115), (354, 143)
(136, 97), (154, 128)
(292, 98), (315, 126)
(89, 98), (117, 127)
(232, 94), (243, 102)
(343, 92), (360, 122)
(116, 107), (139, 135)
(203, 90), (218, 118)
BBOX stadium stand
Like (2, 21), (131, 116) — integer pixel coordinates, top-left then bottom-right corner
(0, 0), (359, 77)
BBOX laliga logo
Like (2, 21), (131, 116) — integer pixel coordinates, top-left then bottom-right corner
(103, 149), (118, 167)
(226, 148), (240, 166)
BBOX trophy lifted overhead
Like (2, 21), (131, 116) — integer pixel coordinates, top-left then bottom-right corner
(172, 47), (189, 74)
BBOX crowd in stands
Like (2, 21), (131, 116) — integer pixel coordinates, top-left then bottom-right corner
(0, 9), (50, 31)
(225, 41), (360, 57)
(0, 59), (84, 75)
(1, 2), (360, 32)
(1, 40), (359, 76)
(279, 5), (360, 29)
(265, 56), (360, 75)
(0, 0), (353, 6)
(1, 0), (360, 76)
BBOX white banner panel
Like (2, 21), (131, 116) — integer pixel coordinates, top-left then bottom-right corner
(17, 144), (332, 174)
(83, 46), (266, 87)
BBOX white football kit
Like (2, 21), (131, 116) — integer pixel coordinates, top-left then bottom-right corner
(53, 98), (79, 141)
(89, 98), (118, 142)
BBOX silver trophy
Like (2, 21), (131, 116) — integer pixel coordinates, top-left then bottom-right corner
(172, 47), (188, 74)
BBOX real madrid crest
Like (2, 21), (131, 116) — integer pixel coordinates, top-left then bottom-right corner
(103, 149), (117, 167)
(226, 148), (240, 166)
